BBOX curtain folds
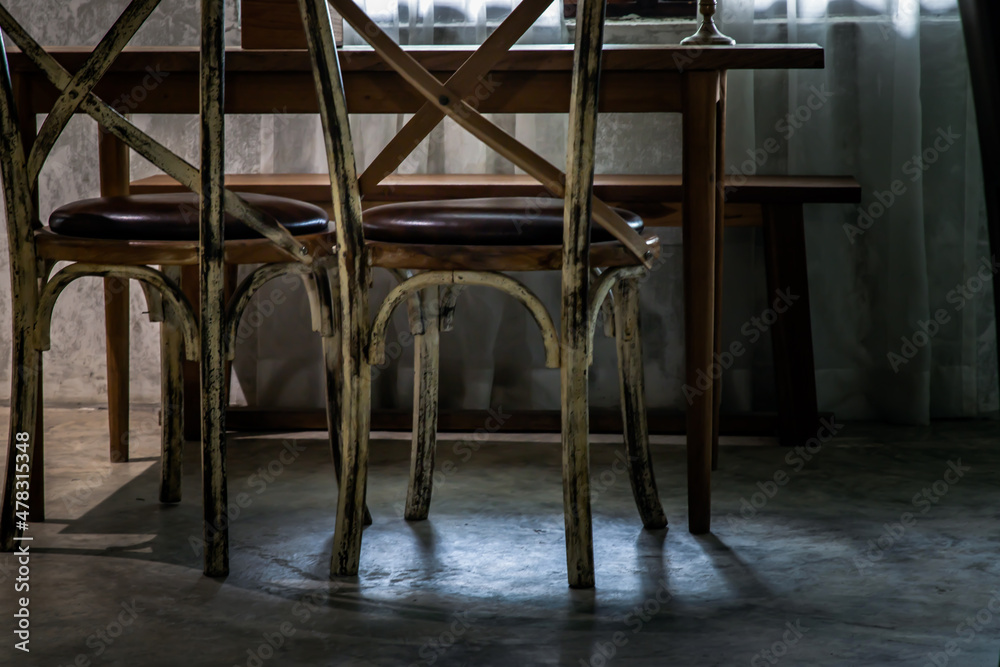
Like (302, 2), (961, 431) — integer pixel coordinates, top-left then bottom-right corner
(717, 0), (993, 421)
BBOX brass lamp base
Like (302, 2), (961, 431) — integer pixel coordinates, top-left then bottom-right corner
(681, 1), (736, 46)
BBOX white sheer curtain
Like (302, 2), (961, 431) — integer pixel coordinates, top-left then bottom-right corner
(712, 0), (993, 422)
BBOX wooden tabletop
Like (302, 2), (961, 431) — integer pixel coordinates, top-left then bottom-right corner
(7, 44), (823, 115)
(7, 43), (824, 73)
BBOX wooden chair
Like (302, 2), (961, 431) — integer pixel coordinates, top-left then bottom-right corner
(299, 0), (664, 587)
(0, 0), (347, 576)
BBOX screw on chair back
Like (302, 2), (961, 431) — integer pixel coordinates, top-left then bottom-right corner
(0, 0), (318, 573)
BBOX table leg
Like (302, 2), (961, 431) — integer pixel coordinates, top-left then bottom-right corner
(711, 72), (727, 471)
(682, 70), (720, 534)
(99, 129), (131, 463)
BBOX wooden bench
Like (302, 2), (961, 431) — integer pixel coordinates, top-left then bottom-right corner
(131, 172), (861, 446)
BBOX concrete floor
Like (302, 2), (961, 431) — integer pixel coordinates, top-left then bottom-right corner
(1, 406), (999, 667)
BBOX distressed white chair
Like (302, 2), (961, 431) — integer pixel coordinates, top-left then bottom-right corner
(0, 0), (351, 576)
(299, 0), (666, 587)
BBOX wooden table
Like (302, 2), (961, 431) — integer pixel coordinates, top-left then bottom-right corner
(9, 43), (824, 533)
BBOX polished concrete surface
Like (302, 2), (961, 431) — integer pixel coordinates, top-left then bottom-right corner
(1, 406), (999, 666)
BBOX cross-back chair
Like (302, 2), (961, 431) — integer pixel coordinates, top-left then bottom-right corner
(0, 0), (352, 576)
(300, 0), (666, 588)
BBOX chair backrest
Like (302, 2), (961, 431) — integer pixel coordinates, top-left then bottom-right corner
(296, 0), (652, 270)
(0, 0), (314, 271)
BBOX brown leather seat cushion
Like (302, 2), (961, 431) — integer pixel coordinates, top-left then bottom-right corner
(49, 193), (329, 241)
(363, 197), (644, 245)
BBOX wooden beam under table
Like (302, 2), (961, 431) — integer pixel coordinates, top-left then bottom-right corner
(226, 407), (836, 436)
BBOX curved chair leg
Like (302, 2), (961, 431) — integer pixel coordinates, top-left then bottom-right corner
(330, 347), (371, 576)
(613, 278), (667, 529)
(330, 275), (372, 577)
(405, 287), (440, 521)
(322, 328), (373, 527)
(159, 266), (184, 504)
(1, 320), (41, 551)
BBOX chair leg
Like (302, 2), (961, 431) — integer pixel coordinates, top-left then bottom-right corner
(330, 284), (372, 578)
(405, 287), (440, 522)
(104, 276), (130, 463)
(200, 311), (229, 578)
(29, 355), (44, 523)
(562, 278), (594, 589)
(613, 277), (667, 529)
(1, 321), (41, 551)
(159, 267), (184, 504)
(322, 327), (372, 527)
(180, 264), (237, 442)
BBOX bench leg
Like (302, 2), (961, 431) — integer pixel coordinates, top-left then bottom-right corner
(762, 203), (820, 447)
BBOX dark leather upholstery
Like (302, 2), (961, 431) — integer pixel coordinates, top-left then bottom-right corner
(49, 193), (329, 241)
(363, 197), (644, 245)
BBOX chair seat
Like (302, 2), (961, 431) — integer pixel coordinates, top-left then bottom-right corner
(362, 197), (644, 245)
(48, 193), (329, 241)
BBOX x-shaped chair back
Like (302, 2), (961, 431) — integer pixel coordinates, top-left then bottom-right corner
(298, 0), (646, 587)
(0, 0), (311, 261)
(320, 0), (653, 268)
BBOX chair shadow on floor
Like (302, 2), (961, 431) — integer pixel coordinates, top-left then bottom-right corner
(693, 533), (774, 600)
